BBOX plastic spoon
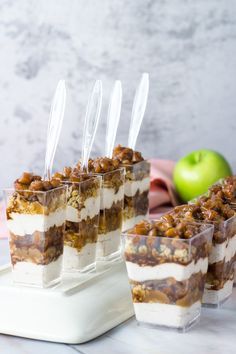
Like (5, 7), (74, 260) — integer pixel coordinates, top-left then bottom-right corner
(81, 80), (103, 171)
(43, 80), (66, 180)
(105, 80), (122, 158)
(128, 73), (149, 150)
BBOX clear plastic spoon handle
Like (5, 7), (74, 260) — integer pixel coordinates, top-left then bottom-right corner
(128, 73), (149, 150)
(43, 80), (66, 180)
(81, 80), (103, 171)
(105, 80), (122, 158)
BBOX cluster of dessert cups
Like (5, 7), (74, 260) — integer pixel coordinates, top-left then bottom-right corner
(5, 146), (236, 332)
(4, 145), (150, 288)
(122, 176), (236, 331)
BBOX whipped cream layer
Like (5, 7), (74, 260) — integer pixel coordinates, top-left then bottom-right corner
(12, 255), (63, 287)
(134, 301), (201, 328)
(63, 243), (96, 271)
(126, 257), (208, 282)
(7, 209), (66, 236)
(96, 229), (121, 258)
(100, 185), (124, 210)
(122, 214), (148, 232)
(203, 279), (234, 305)
(209, 234), (236, 264)
(124, 177), (150, 197)
(209, 242), (227, 264)
(66, 196), (100, 223)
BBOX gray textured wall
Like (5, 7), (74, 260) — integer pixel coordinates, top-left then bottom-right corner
(0, 0), (236, 188)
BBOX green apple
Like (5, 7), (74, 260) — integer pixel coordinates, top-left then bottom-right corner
(173, 149), (232, 202)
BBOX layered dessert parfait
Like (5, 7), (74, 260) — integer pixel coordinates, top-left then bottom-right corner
(76, 158), (125, 260)
(171, 196), (236, 306)
(123, 218), (213, 330)
(113, 145), (150, 231)
(54, 167), (101, 271)
(209, 177), (236, 287)
(4, 172), (67, 287)
(208, 177), (236, 206)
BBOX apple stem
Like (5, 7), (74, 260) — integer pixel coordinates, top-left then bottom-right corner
(196, 152), (202, 163)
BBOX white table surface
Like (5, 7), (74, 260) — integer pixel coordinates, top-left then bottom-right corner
(0, 238), (235, 354)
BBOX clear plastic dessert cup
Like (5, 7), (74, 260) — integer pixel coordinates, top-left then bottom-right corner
(4, 185), (67, 288)
(201, 215), (236, 307)
(96, 168), (125, 261)
(230, 203), (236, 290)
(122, 221), (213, 331)
(208, 178), (236, 289)
(222, 191), (236, 290)
(187, 192), (236, 306)
(234, 265), (236, 287)
(123, 161), (150, 231)
(62, 175), (101, 272)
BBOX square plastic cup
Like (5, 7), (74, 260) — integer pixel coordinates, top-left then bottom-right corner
(215, 180), (236, 289)
(122, 161), (150, 231)
(188, 193), (236, 306)
(122, 221), (213, 331)
(220, 180), (236, 289)
(234, 265), (236, 287)
(62, 175), (101, 272)
(202, 215), (236, 307)
(3, 185), (67, 288)
(95, 168), (125, 261)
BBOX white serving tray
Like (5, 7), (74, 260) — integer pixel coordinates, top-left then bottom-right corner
(0, 259), (134, 344)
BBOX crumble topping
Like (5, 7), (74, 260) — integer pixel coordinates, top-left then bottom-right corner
(54, 167), (101, 204)
(7, 173), (66, 215)
(125, 219), (212, 266)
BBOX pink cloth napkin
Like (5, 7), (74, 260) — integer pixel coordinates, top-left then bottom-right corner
(149, 159), (179, 218)
(0, 159), (178, 238)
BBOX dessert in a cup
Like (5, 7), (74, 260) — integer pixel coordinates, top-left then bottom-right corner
(209, 176), (236, 205)
(4, 172), (67, 287)
(76, 157), (125, 260)
(198, 196), (236, 303)
(123, 218), (213, 330)
(53, 167), (101, 271)
(113, 145), (150, 231)
(172, 196), (236, 306)
(209, 178), (236, 287)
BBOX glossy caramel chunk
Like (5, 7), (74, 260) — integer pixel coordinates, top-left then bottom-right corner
(112, 145), (144, 165)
